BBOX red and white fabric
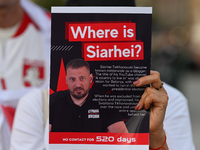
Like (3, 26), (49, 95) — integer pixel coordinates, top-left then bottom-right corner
(0, 0), (51, 149)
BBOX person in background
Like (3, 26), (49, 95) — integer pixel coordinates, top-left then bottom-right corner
(64, 1), (195, 149)
(10, 0), (195, 149)
(11, 70), (195, 150)
(0, 0), (51, 149)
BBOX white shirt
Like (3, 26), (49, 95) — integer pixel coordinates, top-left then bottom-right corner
(10, 83), (195, 150)
(0, 0), (51, 150)
(163, 83), (195, 150)
(10, 89), (49, 150)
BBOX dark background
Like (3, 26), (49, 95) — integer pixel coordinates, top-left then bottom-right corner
(50, 12), (152, 93)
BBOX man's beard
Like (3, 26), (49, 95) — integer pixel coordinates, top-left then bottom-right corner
(70, 87), (89, 99)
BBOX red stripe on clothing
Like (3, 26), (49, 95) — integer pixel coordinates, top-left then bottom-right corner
(12, 11), (40, 37)
(45, 11), (51, 19)
(1, 105), (16, 130)
(1, 78), (6, 90)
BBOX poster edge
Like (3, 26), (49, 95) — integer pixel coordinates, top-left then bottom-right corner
(51, 7), (152, 14)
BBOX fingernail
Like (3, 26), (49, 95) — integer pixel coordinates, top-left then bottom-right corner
(133, 80), (140, 85)
(135, 103), (140, 110)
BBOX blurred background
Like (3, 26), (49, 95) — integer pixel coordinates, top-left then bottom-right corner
(32, 0), (200, 148)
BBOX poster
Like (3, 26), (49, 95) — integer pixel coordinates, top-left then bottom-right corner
(49, 7), (152, 150)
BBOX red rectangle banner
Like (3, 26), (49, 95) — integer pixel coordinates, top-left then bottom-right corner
(83, 42), (144, 61)
(67, 23), (136, 42)
(49, 132), (149, 145)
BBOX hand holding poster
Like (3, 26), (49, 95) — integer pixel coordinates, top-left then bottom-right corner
(49, 7), (152, 150)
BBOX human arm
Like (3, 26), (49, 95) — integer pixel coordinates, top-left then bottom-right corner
(163, 83), (195, 150)
(10, 89), (45, 150)
(108, 121), (128, 133)
(134, 71), (169, 149)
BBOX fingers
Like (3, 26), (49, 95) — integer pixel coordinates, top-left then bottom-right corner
(133, 71), (162, 90)
(135, 87), (168, 111)
(135, 87), (153, 110)
(133, 70), (168, 110)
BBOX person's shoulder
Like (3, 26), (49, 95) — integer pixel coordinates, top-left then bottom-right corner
(21, 0), (51, 31)
(19, 88), (43, 107)
(16, 89), (44, 118)
(51, 90), (68, 96)
(163, 82), (187, 102)
(163, 82), (188, 117)
(11, 88), (46, 150)
(50, 90), (68, 102)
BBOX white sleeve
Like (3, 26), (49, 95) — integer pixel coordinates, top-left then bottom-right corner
(10, 89), (45, 150)
(163, 83), (195, 150)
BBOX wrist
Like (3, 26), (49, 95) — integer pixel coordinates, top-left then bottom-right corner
(149, 135), (167, 150)
(149, 129), (166, 149)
